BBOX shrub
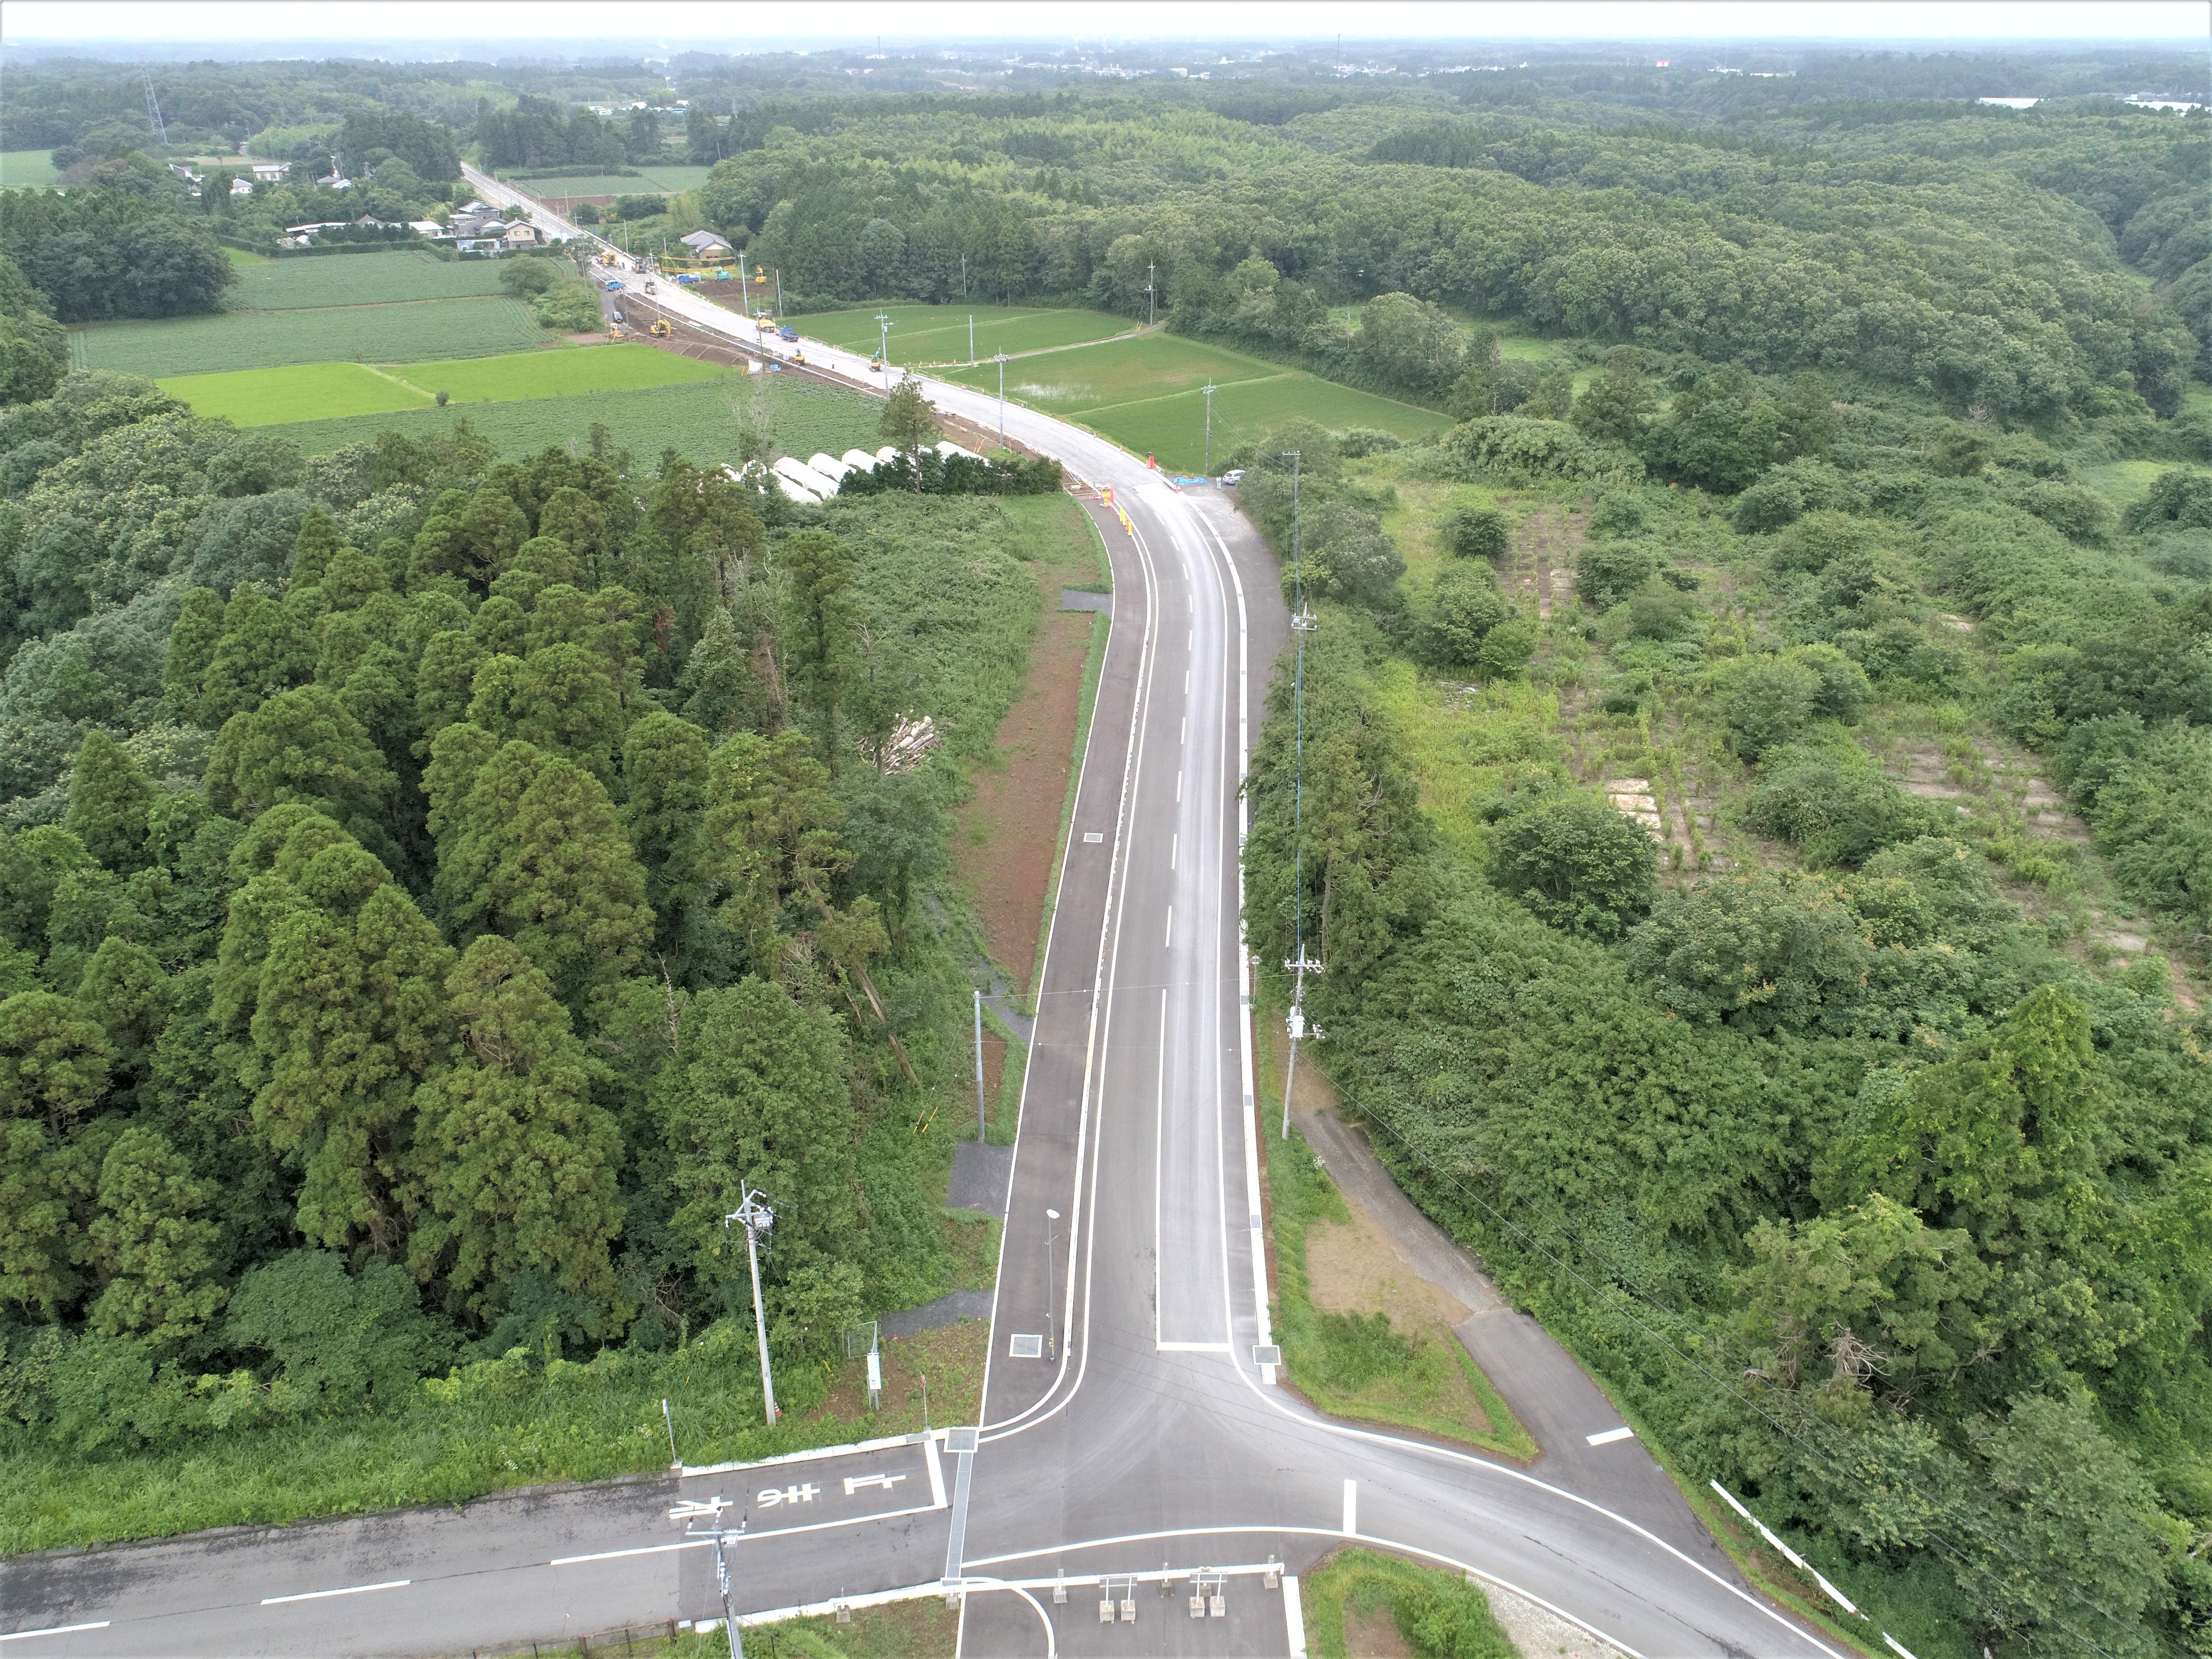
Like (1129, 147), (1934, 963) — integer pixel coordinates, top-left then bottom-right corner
(1628, 581), (1697, 640)
(1439, 417), (1644, 485)
(1587, 490), (1650, 538)
(1488, 795), (1656, 938)
(1718, 648), (1868, 758)
(1421, 565), (1508, 668)
(1337, 427), (1402, 458)
(1770, 510), (1881, 575)
(1744, 747), (1945, 866)
(1437, 498), (1509, 561)
(1731, 457), (1863, 533)
(1474, 617), (1539, 679)
(2124, 468), (2212, 533)
(1575, 540), (1658, 611)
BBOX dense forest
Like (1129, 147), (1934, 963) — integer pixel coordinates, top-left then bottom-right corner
(0, 360), (1051, 1488)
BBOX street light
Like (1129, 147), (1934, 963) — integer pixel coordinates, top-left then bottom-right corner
(670, 1496), (748, 1659)
(724, 1187), (780, 1424)
(1045, 1208), (1061, 1360)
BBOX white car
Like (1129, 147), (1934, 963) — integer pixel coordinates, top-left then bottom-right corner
(1219, 469), (1245, 486)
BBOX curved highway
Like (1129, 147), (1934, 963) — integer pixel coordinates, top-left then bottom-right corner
(0, 174), (1844, 1658)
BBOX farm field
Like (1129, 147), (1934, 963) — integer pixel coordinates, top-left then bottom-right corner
(153, 361), (434, 425)
(158, 342), (725, 425)
(1089, 372), (1449, 470)
(509, 175), (658, 201)
(0, 149), (60, 187)
(78, 295), (552, 377)
(230, 249), (508, 308)
(266, 374), (884, 470)
(933, 330), (1448, 470)
(797, 304), (1136, 364)
(633, 163), (715, 191)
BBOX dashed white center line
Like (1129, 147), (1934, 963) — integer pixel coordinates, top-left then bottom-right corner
(261, 1579), (411, 1606)
(1176, 769), (1182, 802)
(1586, 1426), (1636, 1447)
(1172, 833), (1178, 870)
(1180, 716), (1186, 744)
(1165, 906), (1173, 948)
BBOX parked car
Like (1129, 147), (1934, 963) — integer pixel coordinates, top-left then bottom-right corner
(605, 279), (624, 291)
(1219, 468), (1245, 486)
(779, 326), (799, 342)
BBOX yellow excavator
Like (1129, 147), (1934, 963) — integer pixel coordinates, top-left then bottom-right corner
(649, 318), (672, 337)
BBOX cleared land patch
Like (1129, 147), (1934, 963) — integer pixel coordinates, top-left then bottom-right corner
(82, 295), (552, 377)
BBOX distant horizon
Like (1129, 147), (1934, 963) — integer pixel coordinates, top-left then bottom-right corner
(2, 0), (2206, 57)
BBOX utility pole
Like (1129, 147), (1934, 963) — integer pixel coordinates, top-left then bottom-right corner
(974, 989), (987, 1142)
(670, 1498), (748, 1659)
(1282, 450), (1320, 1137)
(1044, 1208), (1061, 1359)
(969, 313), (975, 365)
(1145, 260), (1156, 327)
(876, 310), (892, 374)
(1202, 380), (1215, 477)
(724, 1188), (780, 1423)
(996, 351), (1009, 445)
(774, 268), (784, 317)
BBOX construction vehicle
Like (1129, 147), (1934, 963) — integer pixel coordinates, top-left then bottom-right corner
(649, 318), (672, 337)
(778, 325), (798, 342)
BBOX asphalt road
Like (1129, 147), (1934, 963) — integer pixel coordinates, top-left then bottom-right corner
(0, 181), (1846, 1658)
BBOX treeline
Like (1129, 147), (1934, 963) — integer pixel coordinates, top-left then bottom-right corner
(0, 187), (233, 323)
(476, 94), (662, 172)
(0, 370), (1042, 1459)
(682, 101), (2201, 427)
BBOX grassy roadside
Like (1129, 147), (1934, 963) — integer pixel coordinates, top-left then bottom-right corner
(1253, 1003), (1535, 1462)
(1019, 496), (1116, 1015)
(1299, 1547), (1515, 1659)
(0, 1320), (989, 1558)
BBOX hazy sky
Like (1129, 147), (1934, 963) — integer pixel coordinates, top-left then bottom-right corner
(4, 0), (2204, 48)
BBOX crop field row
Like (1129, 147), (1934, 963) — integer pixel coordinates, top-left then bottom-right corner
(231, 249), (510, 309)
(267, 375), (884, 471)
(792, 303), (1138, 364)
(79, 295), (555, 378)
(156, 342), (728, 425)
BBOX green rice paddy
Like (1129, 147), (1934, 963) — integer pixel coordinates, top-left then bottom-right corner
(79, 295), (553, 378)
(230, 250), (509, 309)
(0, 149), (61, 187)
(157, 343), (728, 425)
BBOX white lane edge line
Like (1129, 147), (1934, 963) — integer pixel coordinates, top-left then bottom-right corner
(260, 1579), (411, 1606)
(1587, 1426), (1636, 1446)
(553, 1540), (709, 1566)
(0, 1624), (112, 1643)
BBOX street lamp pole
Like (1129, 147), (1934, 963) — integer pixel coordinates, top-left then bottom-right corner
(1202, 380), (1215, 477)
(1145, 259), (1155, 327)
(1044, 1208), (1061, 1359)
(724, 1188), (780, 1424)
(996, 351), (1009, 446)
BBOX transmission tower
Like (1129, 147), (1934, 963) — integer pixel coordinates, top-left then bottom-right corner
(141, 64), (169, 147)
